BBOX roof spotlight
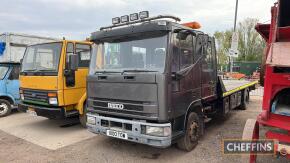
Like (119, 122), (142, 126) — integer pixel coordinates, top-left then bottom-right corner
(139, 11), (149, 19)
(121, 15), (129, 23)
(130, 13), (139, 21)
(112, 17), (120, 24)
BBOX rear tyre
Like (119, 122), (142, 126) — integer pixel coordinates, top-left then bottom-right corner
(240, 89), (250, 110)
(79, 104), (87, 128)
(177, 112), (203, 151)
(0, 99), (12, 117)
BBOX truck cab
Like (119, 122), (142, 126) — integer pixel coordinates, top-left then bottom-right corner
(86, 13), (256, 151)
(18, 40), (92, 126)
(86, 13), (219, 149)
(0, 62), (20, 117)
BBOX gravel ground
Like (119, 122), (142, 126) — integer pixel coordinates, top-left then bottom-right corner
(0, 96), (288, 163)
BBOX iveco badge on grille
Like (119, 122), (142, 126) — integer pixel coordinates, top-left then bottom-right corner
(107, 103), (124, 110)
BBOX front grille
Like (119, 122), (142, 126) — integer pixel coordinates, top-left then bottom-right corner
(88, 97), (158, 118)
(22, 89), (50, 104)
(100, 119), (132, 131)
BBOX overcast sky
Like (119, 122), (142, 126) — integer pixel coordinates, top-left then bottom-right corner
(0, 0), (276, 40)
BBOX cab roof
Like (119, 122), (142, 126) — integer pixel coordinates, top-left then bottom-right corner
(90, 20), (205, 43)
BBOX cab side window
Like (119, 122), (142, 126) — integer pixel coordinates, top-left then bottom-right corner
(202, 36), (214, 72)
(66, 43), (74, 68)
(76, 44), (91, 68)
(206, 40), (213, 70)
(179, 34), (193, 69)
(172, 32), (194, 72)
(9, 66), (20, 80)
(195, 35), (203, 62)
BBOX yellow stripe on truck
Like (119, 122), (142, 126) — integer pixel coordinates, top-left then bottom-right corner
(223, 80), (258, 97)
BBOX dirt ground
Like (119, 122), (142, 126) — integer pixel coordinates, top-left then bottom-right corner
(0, 96), (288, 163)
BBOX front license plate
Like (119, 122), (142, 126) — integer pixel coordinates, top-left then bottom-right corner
(106, 130), (128, 140)
(27, 108), (37, 116)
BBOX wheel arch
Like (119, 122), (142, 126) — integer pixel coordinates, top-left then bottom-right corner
(77, 92), (87, 115)
(183, 100), (204, 131)
(0, 95), (15, 105)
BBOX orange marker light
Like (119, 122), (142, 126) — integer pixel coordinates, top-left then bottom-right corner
(48, 93), (57, 97)
(182, 22), (201, 29)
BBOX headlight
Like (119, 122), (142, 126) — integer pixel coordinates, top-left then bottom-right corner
(48, 97), (58, 105)
(145, 126), (171, 137)
(87, 116), (96, 125)
(20, 94), (24, 100)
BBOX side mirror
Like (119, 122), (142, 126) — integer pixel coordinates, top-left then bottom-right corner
(172, 65), (194, 80)
(68, 54), (79, 71)
(177, 31), (189, 40)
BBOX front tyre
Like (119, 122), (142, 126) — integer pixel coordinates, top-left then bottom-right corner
(0, 99), (12, 117)
(177, 112), (203, 151)
(79, 104), (87, 128)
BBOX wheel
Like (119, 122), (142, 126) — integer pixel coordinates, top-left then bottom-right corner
(79, 104), (87, 128)
(242, 119), (259, 163)
(177, 112), (203, 151)
(0, 99), (12, 117)
(240, 89), (250, 110)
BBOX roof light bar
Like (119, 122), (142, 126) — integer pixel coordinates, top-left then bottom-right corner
(102, 13), (181, 30)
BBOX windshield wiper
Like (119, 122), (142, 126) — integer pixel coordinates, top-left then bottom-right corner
(121, 69), (158, 74)
(95, 70), (121, 74)
(37, 69), (55, 71)
(23, 69), (37, 72)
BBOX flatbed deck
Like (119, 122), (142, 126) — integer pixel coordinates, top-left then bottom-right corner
(222, 80), (258, 97)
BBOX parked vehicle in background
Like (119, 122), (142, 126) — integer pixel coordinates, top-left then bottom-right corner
(0, 33), (58, 117)
(86, 12), (258, 151)
(0, 62), (21, 117)
(18, 40), (92, 127)
(0, 33), (58, 62)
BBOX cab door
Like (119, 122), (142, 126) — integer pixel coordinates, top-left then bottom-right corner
(6, 65), (20, 102)
(201, 36), (217, 99)
(63, 42), (91, 106)
(171, 31), (201, 118)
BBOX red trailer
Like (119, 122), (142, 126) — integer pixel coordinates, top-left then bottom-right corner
(243, 0), (290, 162)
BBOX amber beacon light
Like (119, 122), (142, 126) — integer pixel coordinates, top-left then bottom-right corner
(182, 21), (201, 29)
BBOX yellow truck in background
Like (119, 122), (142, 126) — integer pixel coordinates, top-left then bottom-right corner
(18, 40), (92, 127)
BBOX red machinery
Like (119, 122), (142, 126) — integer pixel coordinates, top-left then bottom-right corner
(243, 0), (290, 162)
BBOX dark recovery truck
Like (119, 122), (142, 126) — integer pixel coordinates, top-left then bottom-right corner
(86, 12), (258, 151)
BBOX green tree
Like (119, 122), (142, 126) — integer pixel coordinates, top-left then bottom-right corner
(237, 18), (265, 61)
(214, 18), (266, 69)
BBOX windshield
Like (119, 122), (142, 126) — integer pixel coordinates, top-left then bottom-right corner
(0, 66), (9, 79)
(21, 42), (62, 72)
(90, 34), (168, 74)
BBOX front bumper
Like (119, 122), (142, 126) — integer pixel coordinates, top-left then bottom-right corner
(86, 113), (172, 148)
(18, 102), (64, 119)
